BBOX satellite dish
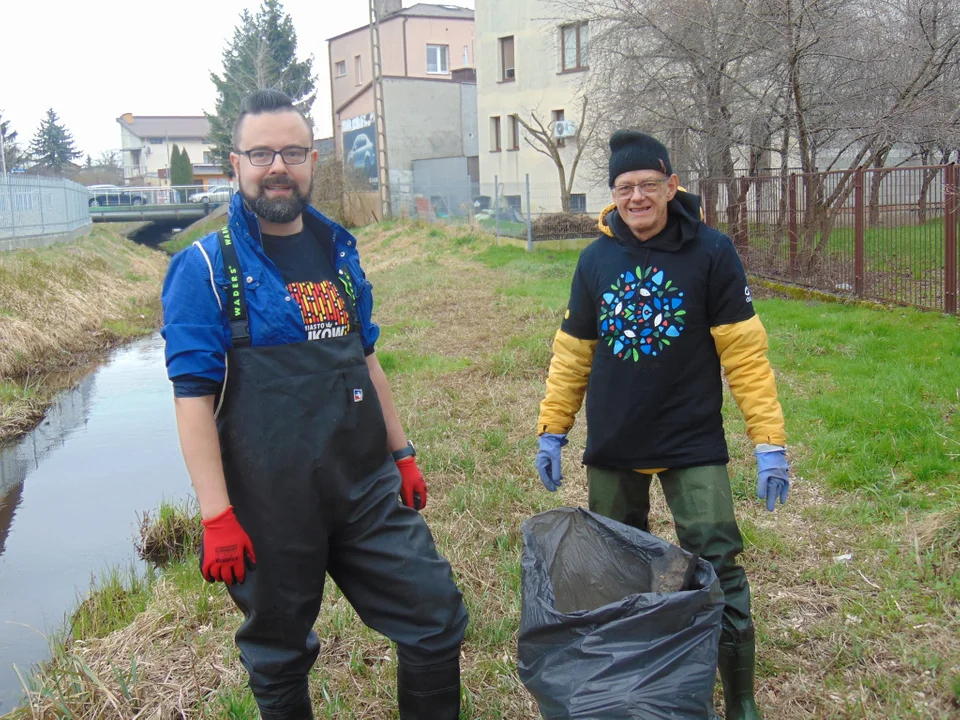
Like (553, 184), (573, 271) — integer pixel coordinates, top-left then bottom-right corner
(552, 120), (577, 139)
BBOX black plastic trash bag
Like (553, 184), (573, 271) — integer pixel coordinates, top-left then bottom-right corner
(518, 507), (724, 719)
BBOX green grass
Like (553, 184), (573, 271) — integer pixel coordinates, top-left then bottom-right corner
(479, 218), (527, 237)
(722, 217), (951, 276)
(69, 566), (155, 640)
(159, 214), (227, 255)
(376, 350), (472, 375)
(760, 300), (959, 513)
(10, 220), (959, 719)
(135, 499), (203, 568)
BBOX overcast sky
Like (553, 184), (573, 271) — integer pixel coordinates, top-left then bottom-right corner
(1, 0), (474, 160)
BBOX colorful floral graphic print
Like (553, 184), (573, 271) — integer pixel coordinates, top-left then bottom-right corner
(599, 266), (686, 360)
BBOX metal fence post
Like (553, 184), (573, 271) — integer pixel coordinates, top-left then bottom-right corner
(37, 176), (45, 235)
(854, 168), (865, 297)
(739, 175), (750, 255)
(945, 164), (958, 314)
(494, 174), (500, 243)
(788, 173), (798, 279)
(525, 174), (533, 252)
(63, 181), (70, 230)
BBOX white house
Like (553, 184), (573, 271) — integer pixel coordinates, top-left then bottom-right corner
(117, 114), (229, 188)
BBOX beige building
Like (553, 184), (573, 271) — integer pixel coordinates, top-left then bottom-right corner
(117, 114), (229, 188)
(327, 2), (478, 215)
(477, 1), (604, 214)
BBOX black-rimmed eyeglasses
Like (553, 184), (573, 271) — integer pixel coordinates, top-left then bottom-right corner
(236, 146), (311, 167)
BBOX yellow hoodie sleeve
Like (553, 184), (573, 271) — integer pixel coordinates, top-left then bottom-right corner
(537, 329), (598, 435)
(711, 315), (786, 446)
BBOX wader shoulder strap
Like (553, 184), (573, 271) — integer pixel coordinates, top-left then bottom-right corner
(216, 227), (251, 347)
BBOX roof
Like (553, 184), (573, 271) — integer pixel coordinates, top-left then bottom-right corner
(116, 114), (210, 139)
(327, 3), (473, 42)
(400, 3), (473, 19)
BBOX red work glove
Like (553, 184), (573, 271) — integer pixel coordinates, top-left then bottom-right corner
(200, 506), (257, 585)
(397, 457), (427, 511)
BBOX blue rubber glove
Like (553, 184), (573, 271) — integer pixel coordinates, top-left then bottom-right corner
(536, 433), (568, 492)
(755, 445), (789, 512)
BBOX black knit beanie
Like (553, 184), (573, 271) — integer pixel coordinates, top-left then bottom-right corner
(608, 130), (673, 187)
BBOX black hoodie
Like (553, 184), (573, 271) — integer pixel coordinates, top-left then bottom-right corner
(560, 191), (755, 470)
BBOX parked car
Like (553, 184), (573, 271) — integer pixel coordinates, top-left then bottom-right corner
(87, 184), (149, 207)
(188, 185), (233, 203)
(346, 133), (376, 175)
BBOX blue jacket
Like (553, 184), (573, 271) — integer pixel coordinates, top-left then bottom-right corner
(161, 193), (380, 383)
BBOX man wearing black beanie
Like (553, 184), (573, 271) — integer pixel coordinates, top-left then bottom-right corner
(534, 129), (789, 720)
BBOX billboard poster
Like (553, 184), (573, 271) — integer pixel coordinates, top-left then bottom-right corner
(342, 113), (378, 190)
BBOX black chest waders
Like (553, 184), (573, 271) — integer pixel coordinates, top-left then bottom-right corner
(212, 229), (466, 720)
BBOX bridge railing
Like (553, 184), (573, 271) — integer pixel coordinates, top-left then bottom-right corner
(0, 174), (92, 250)
(86, 185), (235, 208)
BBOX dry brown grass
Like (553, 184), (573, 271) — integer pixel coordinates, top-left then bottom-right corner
(0, 226), (168, 440)
(7, 220), (959, 719)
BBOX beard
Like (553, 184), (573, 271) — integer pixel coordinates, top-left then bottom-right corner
(242, 174), (313, 224)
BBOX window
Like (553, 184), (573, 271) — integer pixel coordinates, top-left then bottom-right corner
(499, 36), (515, 81)
(463, 45), (470, 67)
(203, 152), (213, 164)
(505, 195), (521, 212)
(355, 55), (363, 84)
(149, 137), (164, 144)
(427, 44), (449, 74)
(552, 109), (566, 147)
(335, 60), (346, 77)
(561, 22), (589, 71)
(509, 115), (520, 150)
(570, 193), (586, 213)
(490, 116), (501, 152)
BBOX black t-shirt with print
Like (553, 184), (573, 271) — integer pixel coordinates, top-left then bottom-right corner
(260, 225), (372, 354)
(562, 196), (755, 470)
(171, 223), (368, 399)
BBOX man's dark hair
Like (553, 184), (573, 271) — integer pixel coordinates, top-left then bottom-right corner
(232, 89), (314, 150)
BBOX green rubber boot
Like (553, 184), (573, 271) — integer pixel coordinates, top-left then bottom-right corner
(717, 635), (762, 720)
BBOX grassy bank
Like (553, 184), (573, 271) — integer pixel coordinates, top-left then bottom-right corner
(0, 226), (169, 441)
(7, 221), (959, 718)
(158, 209), (228, 256)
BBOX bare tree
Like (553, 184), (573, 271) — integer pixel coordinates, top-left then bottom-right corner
(755, 0), (960, 268)
(515, 97), (598, 212)
(567, 0), (784, 248)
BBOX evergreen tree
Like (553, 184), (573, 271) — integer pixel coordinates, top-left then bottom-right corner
(1, 111), (24, 172)
(176, 147), (194, 187)
(169, 143), (182, 183)
(205, 0), (316, 170)
(29, 108), (82, 175)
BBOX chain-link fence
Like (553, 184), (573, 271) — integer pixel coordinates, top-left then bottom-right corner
(384, 166), (959, 314)
(0, 174), (91, 251)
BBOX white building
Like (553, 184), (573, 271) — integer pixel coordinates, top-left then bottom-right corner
(476, 0), (606, 214)
(116, 114), (229, 188)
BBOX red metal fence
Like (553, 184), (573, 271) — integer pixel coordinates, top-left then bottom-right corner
(685, 164), (959, 314)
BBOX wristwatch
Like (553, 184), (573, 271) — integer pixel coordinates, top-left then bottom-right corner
(391, 440), (416, 462)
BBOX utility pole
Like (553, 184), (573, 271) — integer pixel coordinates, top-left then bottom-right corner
(369, 0), (392, 219)
(0, 128), (7, 176)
